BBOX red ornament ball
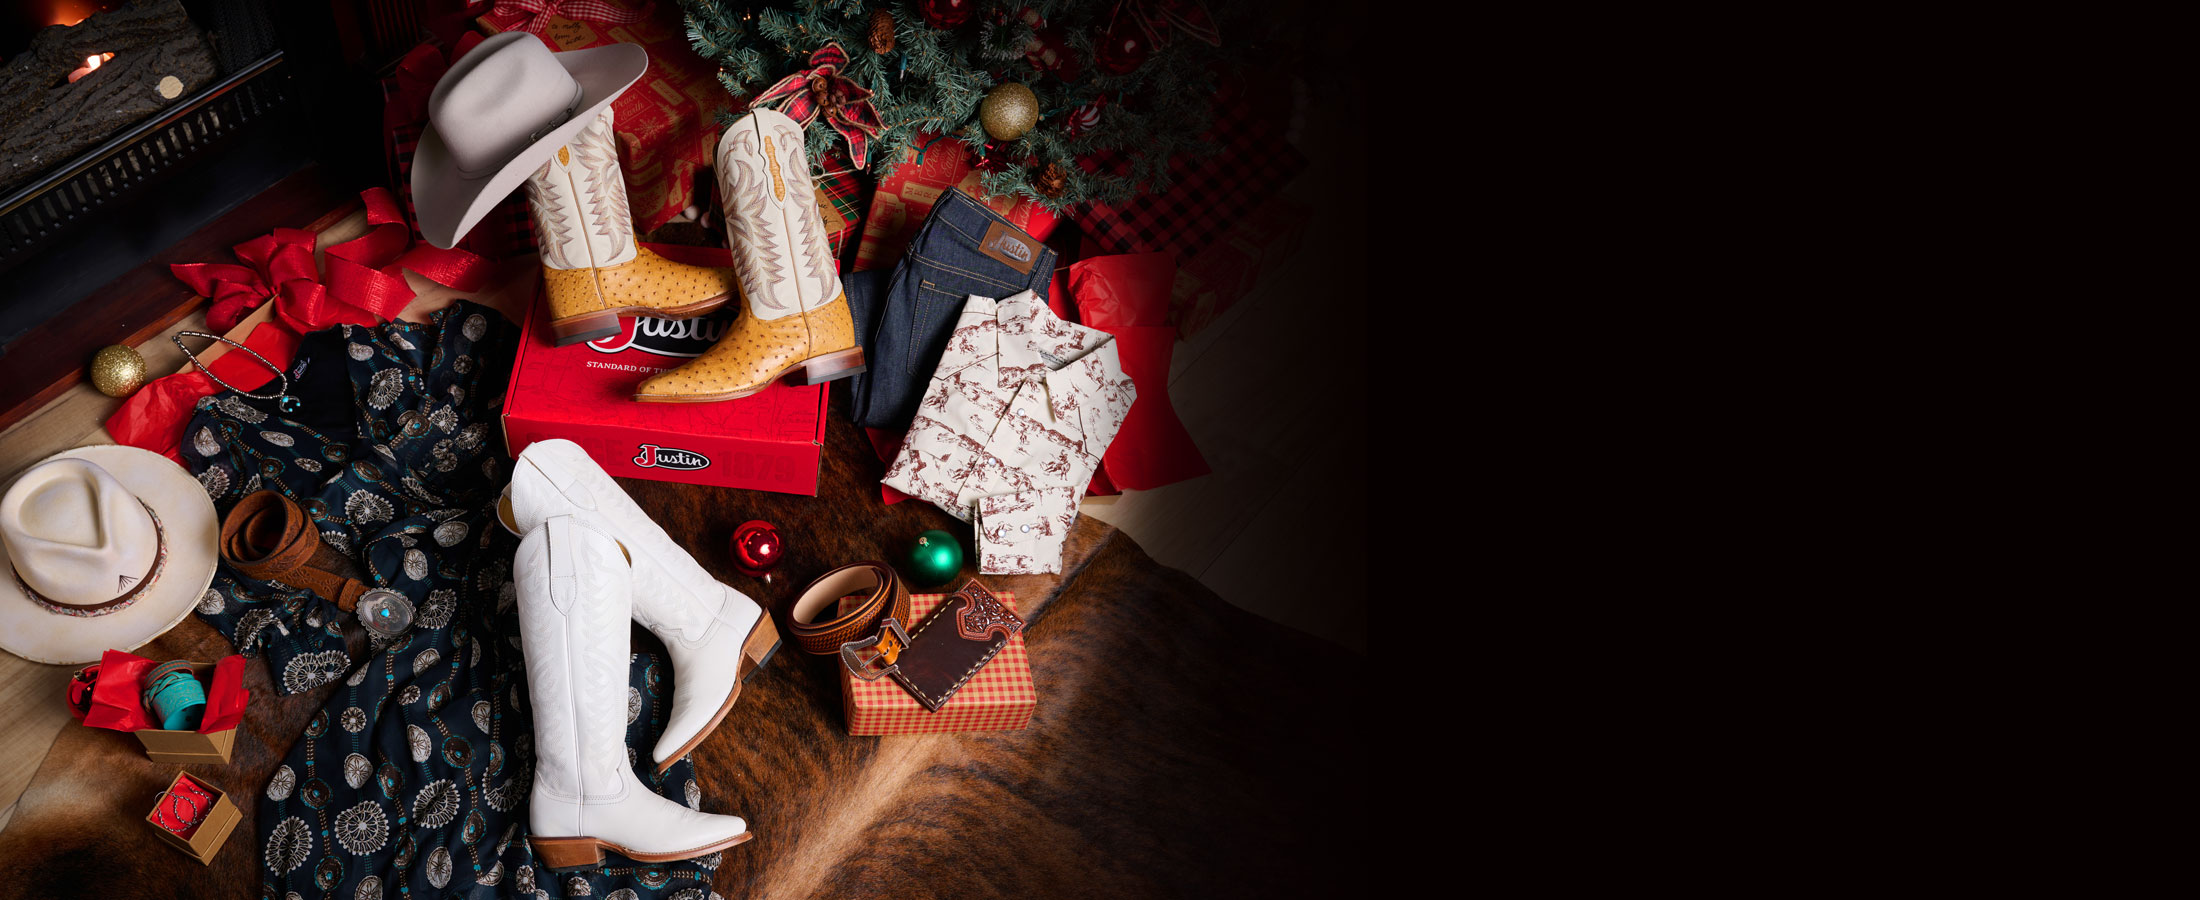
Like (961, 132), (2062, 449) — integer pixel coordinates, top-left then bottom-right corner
(1095, 18), (1151, 75)
(920, 0), (975, 29)
(731, 520), (784, 578)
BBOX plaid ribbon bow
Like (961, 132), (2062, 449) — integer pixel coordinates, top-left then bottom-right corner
(751, 42), (885, 168)
(490, 0), (653, 33)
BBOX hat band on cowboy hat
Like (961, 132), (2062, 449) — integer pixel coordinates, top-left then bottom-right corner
(10, 498), (169, 618)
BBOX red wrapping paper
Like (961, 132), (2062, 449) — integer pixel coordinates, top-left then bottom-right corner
(106, 188), (491, 463)
(1063, 252), (1208, 491)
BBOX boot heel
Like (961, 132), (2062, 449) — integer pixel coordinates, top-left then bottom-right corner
(530, 837), (606, 872)
(550, 310), (621, 346)
(739, 613), (781, 681)
(787, 348), (865, 386)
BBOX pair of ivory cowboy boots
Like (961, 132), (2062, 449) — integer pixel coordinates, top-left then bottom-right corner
(527, 107), (863, 401)
(500, 439), (780, 870)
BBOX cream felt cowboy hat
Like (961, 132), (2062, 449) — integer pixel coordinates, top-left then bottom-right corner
(0, 446), (219, 665)
(413, 31), (648, 249)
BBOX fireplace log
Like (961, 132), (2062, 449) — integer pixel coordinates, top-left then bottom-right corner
(0, 0), (218, 194)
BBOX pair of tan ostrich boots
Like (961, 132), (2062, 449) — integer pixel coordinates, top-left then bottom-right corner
(526, 107), (863, 401)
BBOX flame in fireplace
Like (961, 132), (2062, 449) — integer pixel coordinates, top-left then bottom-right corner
(65, 51), (114, 84)
(52, 1), (118, 28)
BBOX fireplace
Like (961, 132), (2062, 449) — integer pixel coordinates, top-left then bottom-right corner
(0, 0), (387, 426)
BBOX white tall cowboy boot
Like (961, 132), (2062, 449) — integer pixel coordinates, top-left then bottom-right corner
(499, 439), (780, 773)
(518, 514), (754, 871)
(526, 107), (737, 346)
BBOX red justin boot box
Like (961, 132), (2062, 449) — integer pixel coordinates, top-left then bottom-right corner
(502, 244), (830, 495)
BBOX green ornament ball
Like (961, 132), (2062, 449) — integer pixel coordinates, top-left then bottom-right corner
(906, 529), (964, 588)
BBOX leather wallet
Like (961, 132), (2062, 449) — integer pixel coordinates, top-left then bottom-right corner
(841, 579), (1023, 711)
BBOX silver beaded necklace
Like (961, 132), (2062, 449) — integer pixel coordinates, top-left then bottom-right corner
(172, 330), (301, 413)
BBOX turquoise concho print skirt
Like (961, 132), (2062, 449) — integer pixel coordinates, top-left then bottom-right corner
(184, 302), (721, 900)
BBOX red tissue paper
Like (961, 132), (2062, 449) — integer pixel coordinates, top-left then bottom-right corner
(77, 650), (248, 733)
(1061, 252), (1209, 493)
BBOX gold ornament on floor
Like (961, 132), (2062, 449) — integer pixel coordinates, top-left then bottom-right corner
(979, 82), (1039, 141)
(1037, 162), (1067, 198)
(869, 9), (897, 55)
(90, 344), (147, 398)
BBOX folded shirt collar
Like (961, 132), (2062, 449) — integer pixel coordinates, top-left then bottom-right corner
(994, 291), (1115, 391)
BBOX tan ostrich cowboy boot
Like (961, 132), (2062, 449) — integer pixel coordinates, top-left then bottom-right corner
(527, 108), (738, 346)
(632, 109), (863, 403)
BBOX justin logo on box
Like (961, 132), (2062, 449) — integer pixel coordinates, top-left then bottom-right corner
(587, 310), (735, 358)
(633, 444), (710, 471)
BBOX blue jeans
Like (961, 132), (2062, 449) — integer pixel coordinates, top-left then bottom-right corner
(844, 189), (1057, 430)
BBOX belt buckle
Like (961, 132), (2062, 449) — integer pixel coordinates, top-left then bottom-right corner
(838, 617), (911, 681)
(356, 589), (416, 638)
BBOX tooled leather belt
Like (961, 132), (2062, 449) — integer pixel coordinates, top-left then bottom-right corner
(786, 561), (909, 656)
(219, 491), (381, 611)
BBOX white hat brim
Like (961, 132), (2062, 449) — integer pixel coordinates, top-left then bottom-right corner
(0, 445), (220, 666)
(413, 38), (649, 249)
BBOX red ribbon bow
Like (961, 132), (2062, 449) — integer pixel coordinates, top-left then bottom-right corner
(751, 43), (886, 169)
(176, 229), (322, 334)
(490, 0), (653, 33)
(108, 188), (494, 462)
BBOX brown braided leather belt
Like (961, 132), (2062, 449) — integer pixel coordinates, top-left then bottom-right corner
(220, 491), (382, 612)
(786, 561), (909, 656)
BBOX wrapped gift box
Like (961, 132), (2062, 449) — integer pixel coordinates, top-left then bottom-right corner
(144, 772), (240, 865)
(477, 4), (737, 235)
(502, 243), (829, 495)
(841, 591), (1033, 735)
(130, 658), (244, 765)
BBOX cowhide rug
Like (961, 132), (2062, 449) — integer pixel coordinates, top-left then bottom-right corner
(0, 409), (1366, 898)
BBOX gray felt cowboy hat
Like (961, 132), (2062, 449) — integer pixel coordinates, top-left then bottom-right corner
(412, 31), (647, 249)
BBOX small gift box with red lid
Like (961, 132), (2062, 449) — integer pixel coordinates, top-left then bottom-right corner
(144, 771), (241, 865)
(840, 590), (1034, 735)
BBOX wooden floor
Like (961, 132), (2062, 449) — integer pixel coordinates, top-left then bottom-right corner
(0, 91), (1365, 834)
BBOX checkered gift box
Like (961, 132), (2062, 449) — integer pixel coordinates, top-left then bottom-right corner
(1071, 86), (1306, 262)
(813, 155), (868, 260)
(840, 591), (1034, 735)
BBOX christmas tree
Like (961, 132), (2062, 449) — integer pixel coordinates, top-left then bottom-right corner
(681, 0), (1260, 209)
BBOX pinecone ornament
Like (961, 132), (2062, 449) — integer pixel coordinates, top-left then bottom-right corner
(1037, 162), (1067, 198)
(869, 9), (896, 54)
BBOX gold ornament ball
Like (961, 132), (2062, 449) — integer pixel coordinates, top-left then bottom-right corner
(979, 83), (1039, 141)
(90, 344), (147, 397)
